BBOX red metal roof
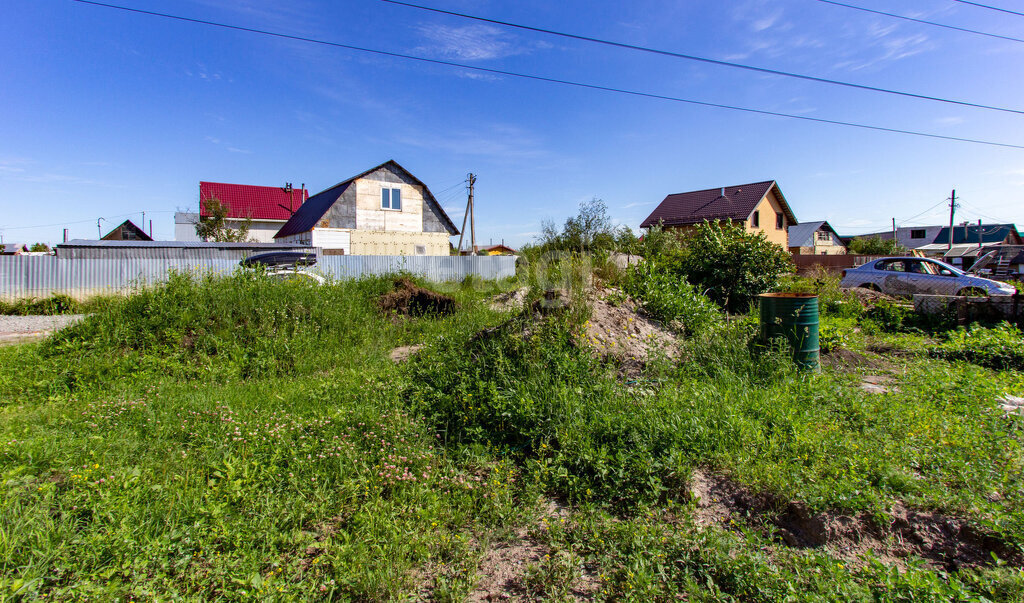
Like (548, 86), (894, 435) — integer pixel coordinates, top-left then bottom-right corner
(199, 182), (309, 221)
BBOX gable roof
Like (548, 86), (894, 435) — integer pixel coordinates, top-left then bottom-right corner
(274, 160), (459, 239)
(200, 182), (309, 221)
(787, 220), (842, 248)
(102, 219), (153, 241)
(640, 180), (797, 229)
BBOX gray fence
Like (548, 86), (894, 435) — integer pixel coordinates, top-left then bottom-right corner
(0, 255), (517, 300)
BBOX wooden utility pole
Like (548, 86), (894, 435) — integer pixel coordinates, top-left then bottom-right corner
(456, 174), (477, 254)
(468, 173), (476, 254)
(947, 189), (957, 251)
(891, 217), (896, 243)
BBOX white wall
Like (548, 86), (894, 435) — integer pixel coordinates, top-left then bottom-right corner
(311, 228), (351, 254)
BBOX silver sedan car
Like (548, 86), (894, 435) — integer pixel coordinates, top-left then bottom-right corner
(841, 257), (1016, 297)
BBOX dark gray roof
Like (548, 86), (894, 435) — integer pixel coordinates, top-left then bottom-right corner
(640, 180), (798, 229)
(787, 220), (842, 248)
(274, 160), (459, 238)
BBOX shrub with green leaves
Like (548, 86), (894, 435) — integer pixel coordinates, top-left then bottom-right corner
(623, 259), (721, 336)
(659, 221), (794, 313)
(778, 268), (863, 319)
(929, 322), (1024, 370)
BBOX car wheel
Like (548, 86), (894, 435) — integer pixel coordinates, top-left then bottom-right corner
(958, 287), (987, 297)
(858, 283), (880, 292)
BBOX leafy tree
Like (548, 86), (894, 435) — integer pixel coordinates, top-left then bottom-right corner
(848, 235), (904, 255)
(195, 197), (253, 242)
(536, 198), (636, 254)
(660, 221), (794, 313)
(29, 242), (51, 252)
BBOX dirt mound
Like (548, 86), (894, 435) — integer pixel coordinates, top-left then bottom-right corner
(820, 348), (876, 371)
(582, 290), (676, 367)
(844, 287), (898, 307)
(378, 278), (457, 317)
(490, 287), (529, 312)
(687, 468), (1020, 570)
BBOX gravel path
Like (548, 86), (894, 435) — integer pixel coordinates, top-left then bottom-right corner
(0, 314), (86, 344)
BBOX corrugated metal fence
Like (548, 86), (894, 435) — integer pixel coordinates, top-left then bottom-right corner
(0, 255), (518, 300)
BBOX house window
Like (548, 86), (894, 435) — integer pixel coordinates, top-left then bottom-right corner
(910, 229), (926, 239)
(776, 212), (784, 229)
(381, 187), (402, 210)
(751, 211), (760, 228)
(815, 231), (830, 242)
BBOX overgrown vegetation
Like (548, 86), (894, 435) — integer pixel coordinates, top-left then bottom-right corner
(930, 322), (1024, 371)
(0, 294), (115, 316)
(2, 258), (1024, 600)
(848, 235), (905, 255)
(637, 220), (794, 313)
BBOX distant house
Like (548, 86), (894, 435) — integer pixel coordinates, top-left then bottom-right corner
(102, 219), (153, 242)
(274, 160), (459, 256)
(640, 180), (798, 248)
(176, 182), (309, 243)
(850, 223), (1022, 268)
(480, 243), (517, 256)
(1, 243), (28, 255)
(788, 221), (845, 256)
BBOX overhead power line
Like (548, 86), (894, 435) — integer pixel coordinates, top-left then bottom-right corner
(382, 0), (1024, 115)
(950, 0), (1024, 18)
(814, 0), (1024, 45)
(68, 0), (1024, 150)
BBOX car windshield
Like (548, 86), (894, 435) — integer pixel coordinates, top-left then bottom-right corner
(926, 260), (964, 276)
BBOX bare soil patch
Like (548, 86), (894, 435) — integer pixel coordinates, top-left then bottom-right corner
(490, 287), (529, 312)
(464, 499), (599, 602)
(389, 344), (424, 363)
(581, 290), (676, 371)
(687, 468), (1020, 570)
(378, 278), (458, 317)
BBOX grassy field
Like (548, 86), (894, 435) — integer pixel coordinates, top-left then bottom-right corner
(1, 271), (1023, 601)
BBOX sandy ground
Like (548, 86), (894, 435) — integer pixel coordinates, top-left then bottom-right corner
(0, 314), (85, 344)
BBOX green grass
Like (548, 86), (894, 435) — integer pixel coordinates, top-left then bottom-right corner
(2, 270), (1023, 600)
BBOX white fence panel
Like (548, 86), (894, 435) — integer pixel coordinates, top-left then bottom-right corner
(0, 255), (517, 300)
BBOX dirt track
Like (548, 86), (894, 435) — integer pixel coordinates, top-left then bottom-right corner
(0, 314), (85, 344)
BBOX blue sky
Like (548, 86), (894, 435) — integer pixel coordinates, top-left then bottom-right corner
(2, 0), (1023, 247)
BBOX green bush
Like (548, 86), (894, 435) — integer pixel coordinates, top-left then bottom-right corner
(660, 221), (794, 313)
(0, 294), (79, 315)
(929, 322), (1024, 370)
(778, 268), (863, 319)
(623, 259), (721, 336)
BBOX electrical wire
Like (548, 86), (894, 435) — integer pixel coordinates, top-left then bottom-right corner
(958, 199), (1015, 224)
(950, 0), (1024, 18)
(1, 210), (175, 231)
(65, 0), (1024, 151)
(897, 199), (950, 225)
(383, 0), (1024, 115)
(814, 0), (1024, 45)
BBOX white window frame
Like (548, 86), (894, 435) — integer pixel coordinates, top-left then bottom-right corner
(381, 186), (403, 211)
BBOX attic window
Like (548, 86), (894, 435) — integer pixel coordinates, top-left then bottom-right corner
(776, 212), (784, 230)
(381, 187), (402, 211)
(910, 229), (926, 239)
(752, 211), (760, 228)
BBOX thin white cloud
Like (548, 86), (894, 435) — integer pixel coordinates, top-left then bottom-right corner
(415, 23), (526, 61)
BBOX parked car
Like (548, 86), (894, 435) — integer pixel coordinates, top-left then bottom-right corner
(840, 257), (1016, 297)
(239, 251), (325, 285)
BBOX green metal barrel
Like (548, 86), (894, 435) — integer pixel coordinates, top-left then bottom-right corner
(758, 293), (820, 371)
